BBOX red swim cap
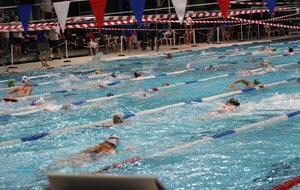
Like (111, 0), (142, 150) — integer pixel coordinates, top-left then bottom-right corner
(152, 87), (159, 91)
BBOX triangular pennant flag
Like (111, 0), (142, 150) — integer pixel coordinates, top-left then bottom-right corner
(217, 0), (230, 18)
(17, 4), (32, 34)
(53, 1), (70, 33)
(171, 0), (187, 24)
(129, 0), (146, 26)
(266, 0), (277, 16)
(89, 0), (107, 28)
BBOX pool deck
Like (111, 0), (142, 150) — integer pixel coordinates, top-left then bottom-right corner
(1, 35), (299, 73)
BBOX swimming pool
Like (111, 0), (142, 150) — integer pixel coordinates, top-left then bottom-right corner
(0, 40), (299, 189)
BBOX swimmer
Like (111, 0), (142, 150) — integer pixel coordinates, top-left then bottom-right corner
(205, 65), (214, 70)
(260, 46), (277, 53)
(98, 112), (125, 127)
(186, 63), (192, 69)
(43, 103), (72, 112)
(82, 134), (120, 155)
(95, 70), (106, 75)
(106, 92), (114, 97)
(4, 76), (33, 102)
(134, 71), (142, 78)
(51, 134), (120, 167)
(5, 68), (20, 74)
(161, 53), (172, 59)
(216, 98), (240, 113)
(161, 83), (169, 87)
(284, 46), (295, 55)
(297, 78), (300, 83)
(230, 78), (261, 90)
(261, 60), (274, 72)
(111, 72), (120, 78)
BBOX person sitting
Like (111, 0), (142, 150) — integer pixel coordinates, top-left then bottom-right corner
(216, 98), (240, 113)
(230, 78), (261, 90)
(4, 76), (33, 102)
(82, 134), (120, 155)
(134, 71), (142, 78)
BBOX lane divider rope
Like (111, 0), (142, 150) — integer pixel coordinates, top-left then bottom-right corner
(0, 77), (296, 147)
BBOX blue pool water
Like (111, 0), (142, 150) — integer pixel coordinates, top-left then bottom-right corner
(0, 40), (300, 190)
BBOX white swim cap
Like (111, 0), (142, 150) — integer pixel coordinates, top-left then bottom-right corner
(106, 134), (120, 146)
(21, 76), (31, 83)
(115, 112), (125, 119)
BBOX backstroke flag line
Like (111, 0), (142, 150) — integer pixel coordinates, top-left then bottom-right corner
(89, 0), (107, 28)
(17, 4), (32, 33)
(217, 0), (230, 18)
(171, 0), (187, 24)
(266, 0), (277, 16)
(53, 1), (70, 32)
(129, 0), (146, 26)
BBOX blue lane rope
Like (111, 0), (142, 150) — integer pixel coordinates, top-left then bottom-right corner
(0, 78), (296, 147)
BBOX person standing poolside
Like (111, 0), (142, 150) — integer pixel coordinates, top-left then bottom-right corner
(4, 76), (33, 102)
(36, 30), (50, 67)
(48, 29), (62, 60)
(230, 78), (261, 90)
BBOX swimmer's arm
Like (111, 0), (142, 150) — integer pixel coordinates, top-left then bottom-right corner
(7, 87), (18, 94)
(26, 88), (33, 96)
(82, 145), (99, 154)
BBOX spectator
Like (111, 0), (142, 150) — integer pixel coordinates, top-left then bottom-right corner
(12, 16), (23, 56)
(185, 17), (193, 45)
(49, 29), (62, 60)
(36, 30), (50, 67)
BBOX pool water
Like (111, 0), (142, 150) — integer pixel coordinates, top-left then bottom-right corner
(0, 40), (299, 190)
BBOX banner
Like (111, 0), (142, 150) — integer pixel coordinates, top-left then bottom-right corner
(129, 0), (146, 26)
(53, 1), (70, 32)
(171, 0), (187, 24)
(17, 4), (32, 33)
(266, 0), (277, 15)
(89, 0), (107, 28)
(217, 0), (230, 18)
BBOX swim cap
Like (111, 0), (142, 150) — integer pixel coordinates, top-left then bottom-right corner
(21, 76), (31, 83)
(106, 134), (120, 146)
(106, 93), (114, 97)
(112, 112), (124, 124)
(253, 79), (261, 85)
(7, 79), (15, 87)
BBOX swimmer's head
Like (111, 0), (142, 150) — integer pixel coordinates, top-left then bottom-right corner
(106, 134), (120, 146)
(134, 71), (141, 78)
(21, 76), (32, 85)
(61, 103), (72, 110)
(253, 79), (261, 85)
(167, 53), (172, 58)
(106, 92), (114, 97)
(7, 79), (15, 87)
(31, 97), (45, 106)
(297, 78), (300, 83)
(289, 47), (294, 52)
(261, 60), (270, 66)
(162, 83), (169, 87)
(226, 98), (240, 107)
(112, 112), (124, 124)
